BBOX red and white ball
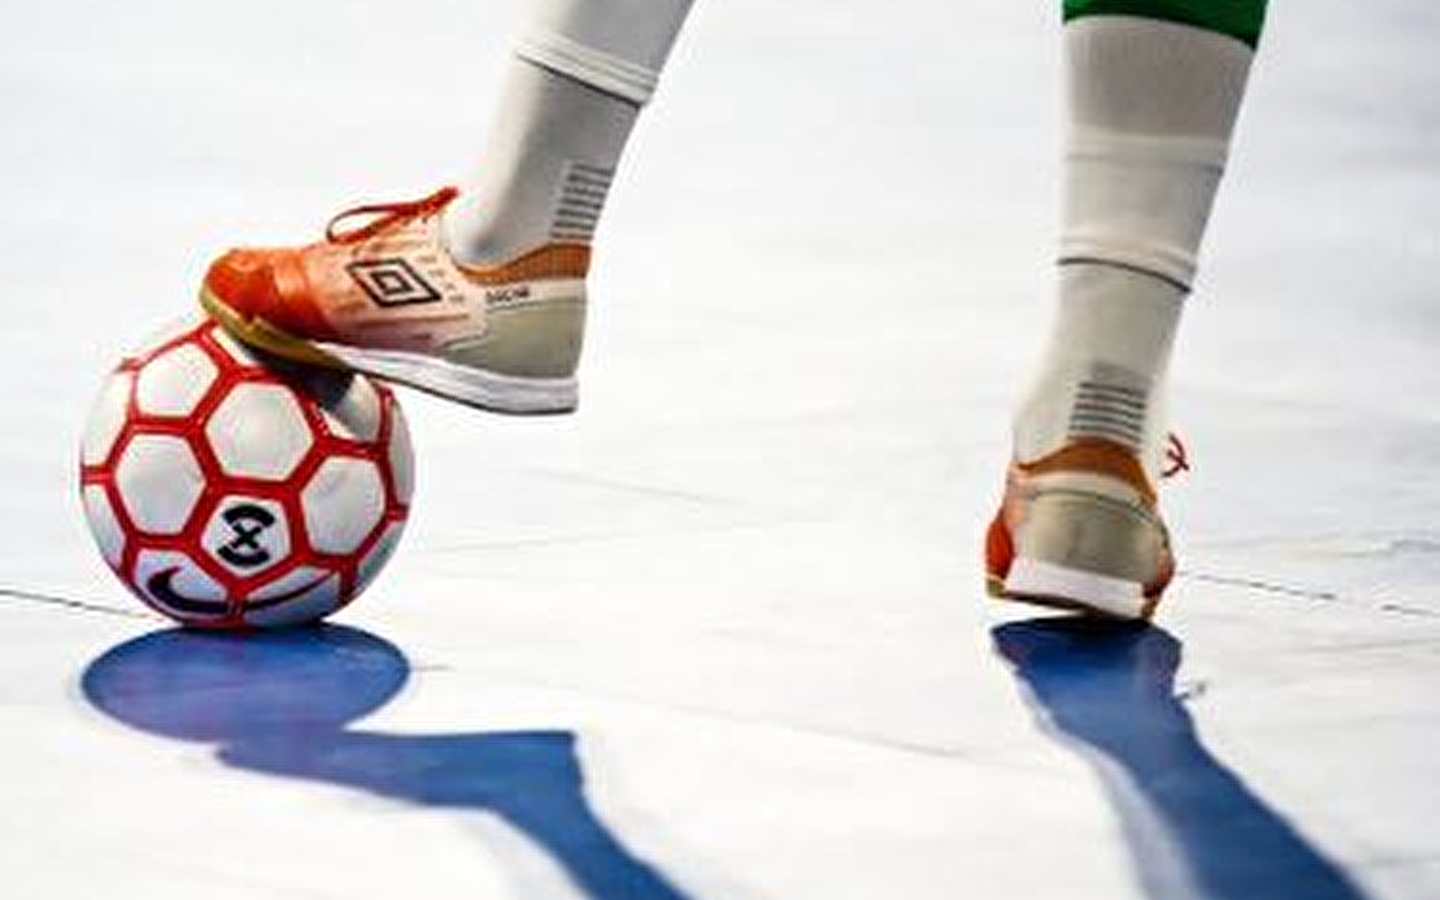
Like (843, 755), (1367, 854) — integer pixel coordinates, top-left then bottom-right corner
(79, 317), (414, 629)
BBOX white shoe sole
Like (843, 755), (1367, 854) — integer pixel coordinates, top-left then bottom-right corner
(1002, 557), (1150, 620)
(318, 341), (577, 414)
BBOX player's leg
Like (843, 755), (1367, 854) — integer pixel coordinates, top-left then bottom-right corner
(201, 0), (694, 413)
(446, 0), (690, 266)
(986, 0), (1270, 618)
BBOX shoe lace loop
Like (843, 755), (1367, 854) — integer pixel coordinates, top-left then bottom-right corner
(1161, 432), (1191, 479)
(325, 186), (460, 244)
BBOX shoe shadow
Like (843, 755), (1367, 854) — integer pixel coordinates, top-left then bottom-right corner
(992, 618), (1369, 900)
(81, 625), (695, 900)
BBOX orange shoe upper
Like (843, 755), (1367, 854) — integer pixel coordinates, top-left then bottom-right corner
(203, 187), (594, 355)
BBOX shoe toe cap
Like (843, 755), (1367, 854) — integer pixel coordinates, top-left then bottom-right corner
(205, 248), (282, 310)
(203, 248), (335, 338)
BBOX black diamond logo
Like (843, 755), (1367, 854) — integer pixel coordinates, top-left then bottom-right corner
(347, 258), (442, 307)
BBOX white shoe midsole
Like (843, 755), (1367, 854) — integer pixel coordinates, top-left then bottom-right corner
(1004, 557), (1147, 619)
(318, 341), (577, 414)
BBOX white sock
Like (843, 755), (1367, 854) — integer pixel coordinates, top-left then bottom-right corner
(446, 0), (693, 265)
(1015, 16), (1257, 475)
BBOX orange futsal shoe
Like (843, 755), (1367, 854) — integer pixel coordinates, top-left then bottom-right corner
(200, 187), (589, 414)
(985, 436), (1188, 621)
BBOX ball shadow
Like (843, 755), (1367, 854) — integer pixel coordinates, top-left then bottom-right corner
(82, 625), (694, 900)
(992, 617), (1369, 900)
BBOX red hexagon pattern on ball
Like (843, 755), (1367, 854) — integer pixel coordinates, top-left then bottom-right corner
(78, 316), (413, 630)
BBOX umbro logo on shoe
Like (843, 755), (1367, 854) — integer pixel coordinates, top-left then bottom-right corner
(347, 258), (442, 307)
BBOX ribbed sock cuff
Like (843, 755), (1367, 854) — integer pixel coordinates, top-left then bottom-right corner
(515, 30), (660, 105)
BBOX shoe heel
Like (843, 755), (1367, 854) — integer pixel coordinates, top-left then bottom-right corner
(1004, 491), (1165, 619)
(444, 295), (586, 381)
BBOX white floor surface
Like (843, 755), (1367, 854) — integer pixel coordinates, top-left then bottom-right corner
(3, 1), (1439, 898)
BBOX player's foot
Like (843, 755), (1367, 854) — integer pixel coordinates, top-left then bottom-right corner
(199, 186), (590, 414)
(985, 436), (1187, 620)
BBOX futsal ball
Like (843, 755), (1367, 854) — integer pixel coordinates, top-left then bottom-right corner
(78, 317), (414, 629)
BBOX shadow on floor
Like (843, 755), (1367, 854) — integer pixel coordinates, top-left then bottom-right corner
(81, 625), (694, 900)
(992, 617), (1368, 900)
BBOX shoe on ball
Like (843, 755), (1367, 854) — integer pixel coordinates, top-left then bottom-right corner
(200, 186), (588, 414)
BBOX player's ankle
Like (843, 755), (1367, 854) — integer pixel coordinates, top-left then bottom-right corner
(443, 204), (532, 268)
(1014, 368), (1170, 471)
(442, 206), (595, 270)
(1014, 264), (1183, 472)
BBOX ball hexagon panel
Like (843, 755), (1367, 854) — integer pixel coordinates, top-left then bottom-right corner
(81, 485), (125, 567)
(317, 374), (382, 443)
(205, 383), (314, 481)
(133, 316), (204, 361)
(114, 434), (206, 535)
(133, 548), (228, 621)
(200, 496), (291, 578)
(301, 457), (386, 555)
(135, 343), (218, 418)
(387, 400), (415, 504)
(244, 567), (341, 628)
(81, 372), (133, 467)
